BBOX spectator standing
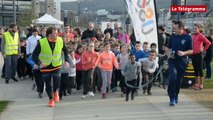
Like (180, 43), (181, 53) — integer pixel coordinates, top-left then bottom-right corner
(104, 23), (113, 37)
(117, 27), (130, 45)
(1, 24), (20, 84)
(192, 24), (211, 90)
(40, 27), (46, 38)
(158, 26), (170, 54)
(113, 23), (119, 39)
(130, 29), (136, 46)
(81, 22), (97, 41)
(0, 27), (5, 78)
(59, 25), (75, 41)
(204, 29), (213, 79)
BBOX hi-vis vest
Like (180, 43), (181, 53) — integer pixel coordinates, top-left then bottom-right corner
(4, 32), (19, 55)
(39, 37), (63, 67)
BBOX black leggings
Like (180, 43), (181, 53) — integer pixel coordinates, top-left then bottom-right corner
(192, 53), (203, 77)
(17, 58), (26, 78)
(119, 75), (126, 93)
(76, 70), (83, 90)
(59, 73), (69, 98)
(126, 80), (137, 101)
(93, 67), (102, 92)
(33, 69), (44, 93)
(42, 69), (60, 100)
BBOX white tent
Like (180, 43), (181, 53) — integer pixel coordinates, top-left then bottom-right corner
(33, 13), (63, 25)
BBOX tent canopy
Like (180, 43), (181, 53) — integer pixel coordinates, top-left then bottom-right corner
(33, 13), (63, 25)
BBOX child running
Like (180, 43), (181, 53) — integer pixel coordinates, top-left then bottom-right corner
(98, 42), (119, 99)
(81, 41), (99, 99)
(117, 44), (129, 96)
(75, 44), (84, 90)
(122, 54), (141, 101)
(139, 50), (158, 95)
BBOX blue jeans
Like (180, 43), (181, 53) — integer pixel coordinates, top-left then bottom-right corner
(167, 59), (187, 100)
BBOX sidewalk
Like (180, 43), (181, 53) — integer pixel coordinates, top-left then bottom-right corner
(1, 76), (213, 120)
(0, 59), (213, 120)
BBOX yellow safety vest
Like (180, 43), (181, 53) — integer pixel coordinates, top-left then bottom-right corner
(3, 32), (19, 55)
(39, 37), (63, 67)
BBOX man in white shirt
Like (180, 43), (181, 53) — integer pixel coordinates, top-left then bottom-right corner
(26, 28), (41, 55)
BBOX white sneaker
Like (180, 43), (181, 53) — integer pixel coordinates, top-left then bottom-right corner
(88, 92), (94, 97)
(81, 95), (87, 99)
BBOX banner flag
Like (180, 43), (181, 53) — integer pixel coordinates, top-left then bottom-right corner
(125, 0), (158, 51)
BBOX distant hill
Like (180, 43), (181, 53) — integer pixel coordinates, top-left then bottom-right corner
(61, 0), (212, 12)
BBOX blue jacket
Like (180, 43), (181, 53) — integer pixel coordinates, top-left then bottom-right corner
(27, 55), (39, 70)
(131, 48), (146, 61)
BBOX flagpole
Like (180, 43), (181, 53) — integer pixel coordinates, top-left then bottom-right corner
(154, 0), (159, 53)
(122, 0), (127, 46)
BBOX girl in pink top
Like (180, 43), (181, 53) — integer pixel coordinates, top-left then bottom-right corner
(98, 42), (119, 98)
(75, 44), (84, 90)
(192, 23), (211, 90)
(117, 27), (130, 45)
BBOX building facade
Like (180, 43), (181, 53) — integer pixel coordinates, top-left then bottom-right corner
(0, 0), (31, 26)
(0, 0), (61, 27)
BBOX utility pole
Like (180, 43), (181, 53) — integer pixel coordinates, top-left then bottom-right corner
(177, 0), (181, 21)
(77, 0), (80, 26)
(170, 0), (181, 21)
(13, 0), (16, 24)
(78, 0), (80, 16)
(183, 0), (187, 24)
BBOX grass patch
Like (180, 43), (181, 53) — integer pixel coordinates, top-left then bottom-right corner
(0, 101), (9, 113)
(204, 79), (213, 89)
(204, 62), (213, 89)
(182, 89), (213, 111)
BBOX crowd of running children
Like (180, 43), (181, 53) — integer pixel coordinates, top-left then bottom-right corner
(0, 21), (212, 105)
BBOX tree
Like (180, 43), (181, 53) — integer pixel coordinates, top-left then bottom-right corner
(203, 16), (213, 34)
(17, 5), (36, 27)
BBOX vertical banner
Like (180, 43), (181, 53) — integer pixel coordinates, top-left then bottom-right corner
(125, 0), (158, 51)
